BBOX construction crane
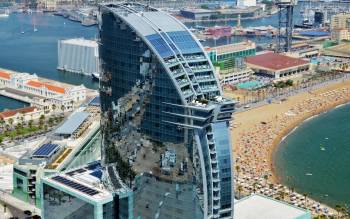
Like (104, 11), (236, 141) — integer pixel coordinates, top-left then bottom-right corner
(276, 0), (297, 53)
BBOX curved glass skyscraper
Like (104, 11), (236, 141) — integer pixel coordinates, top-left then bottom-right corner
(98, 3), (235, 219)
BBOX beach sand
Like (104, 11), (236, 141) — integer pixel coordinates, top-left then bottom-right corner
(226, 79), (350, 215)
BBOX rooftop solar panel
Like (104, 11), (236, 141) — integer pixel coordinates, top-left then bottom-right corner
(32, 143), (60, 158)
(90, 170), (103, 179)
(52, 175), (99, 196)
(87, 162), (101, 171)
(66, 168), (87, 176)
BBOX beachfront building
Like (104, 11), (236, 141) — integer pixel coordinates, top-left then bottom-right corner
(0, 106), (43, 125)
(206, 41), (256, 71)
(0, 69), (86, 111)
(245, 52), (310, 80)
(234, 194), (311, 219)
(97, 2), (235, 219)
(41, 162), (133, 219)
(58, 38), (100, 76)
(219, 68), (254, 85)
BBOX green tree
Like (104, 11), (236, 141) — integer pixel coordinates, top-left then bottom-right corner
(0, 118), (5, 129)
(48, 117), (54, 127)
(8, 118), (14, 127)
(28, 120), (34, 129)
(237, 185), (243, 199)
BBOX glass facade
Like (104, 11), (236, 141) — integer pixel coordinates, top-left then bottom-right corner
(42, 183), (94, 219)
(99, 3), (235, 219)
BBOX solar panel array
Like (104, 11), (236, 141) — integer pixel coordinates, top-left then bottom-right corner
(90, 170), (103, 179)
(87, 162), (101, 171)
(32, 143), (60, 157)
(146, 31), (201, 59)
(52, 175), (99, 196)
(66, 168), (87, 176)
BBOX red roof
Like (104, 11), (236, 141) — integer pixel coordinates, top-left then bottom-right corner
(27, 80), (65, 94)
(0, 71), (10, 80)
(245, 52), (309, 71)
(0, 107), (37, 119)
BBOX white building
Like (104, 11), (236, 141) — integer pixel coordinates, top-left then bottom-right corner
(237, 0), (257, 8)
(58, 38), (100, 76)
(235, 194), (311, 219)
(0, 69), (86, 111)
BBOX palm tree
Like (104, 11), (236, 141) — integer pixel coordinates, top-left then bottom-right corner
(263, 175), (268, 186)
(28, 120), (33, 129)
(303, 193), (308, 208)
(237, 185), (243, 199)
(235, 165), (240, 180)
(252, 182), (257, 193)
(52, 104), (56, 112)
(278, 190), (285, 200)
(8, 118), (14, 127)
(61, 105), (65, 115)
(0, 118), (5, 129)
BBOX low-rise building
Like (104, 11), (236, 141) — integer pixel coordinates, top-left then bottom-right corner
(234, 194), (311, 219)
(0, 69), (86, 111)
(180, 6), (263, 20)
(11, 107), (100, 207)
(219, 67), (254, 84)
(331, 28), (350, 42)
(245, 52), (310, 79)
(287, 44), (320, 59)
(41, 161), (133, 219)
(237, 0), (257, 8)
(58, 38), (100, 76)
(0, 106), (43, 124)
(206, 41), (256, 71)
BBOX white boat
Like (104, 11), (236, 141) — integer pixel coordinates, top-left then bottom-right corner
(92, 73), (100, 80)
(33, 24), (38, 32)
(0, 9), (10, 18)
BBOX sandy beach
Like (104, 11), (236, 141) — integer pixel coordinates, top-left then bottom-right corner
(227, 79), (350, 215)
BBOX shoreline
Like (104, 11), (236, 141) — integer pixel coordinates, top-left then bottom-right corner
(270, 99), (350, 184)
(230, 78), (350, 215)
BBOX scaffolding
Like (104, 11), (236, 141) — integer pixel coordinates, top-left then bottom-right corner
(277, 0), (296, 52)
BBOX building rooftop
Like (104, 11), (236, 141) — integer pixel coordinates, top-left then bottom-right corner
(61, 38), (98, 48)
(0, 106), (37, 119)
(55, 112), (90, 135)
(0, 70), (10, 80)
(44, 161), (114, 201)
(103, 3), (187, 37)
(180, 8), (212, 13)
(234, 194), (311, 219)
(206, 41), (256, 55)
(245, 52), (309, 71)
(27, 80), (65, 94)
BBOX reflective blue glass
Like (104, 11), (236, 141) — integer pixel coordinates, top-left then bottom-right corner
(212, 122), (233, 209)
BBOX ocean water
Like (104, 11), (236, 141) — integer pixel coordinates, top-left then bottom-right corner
(0, 95), (29, 111)
(0, 12), (99, 90)
(274, 104), (350, 208)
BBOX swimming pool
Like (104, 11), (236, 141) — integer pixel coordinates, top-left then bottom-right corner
(237, 80), (263, 89)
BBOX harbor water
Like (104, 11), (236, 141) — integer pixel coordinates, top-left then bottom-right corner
(274, 104), (350, 208)
(0, 95), (29, 111)
(0, 12), (99, 90)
